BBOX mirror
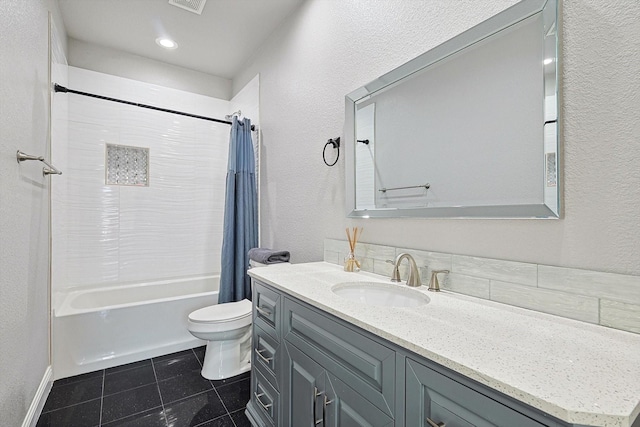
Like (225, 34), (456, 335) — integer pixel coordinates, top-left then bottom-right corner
(345, 0), (559, 219)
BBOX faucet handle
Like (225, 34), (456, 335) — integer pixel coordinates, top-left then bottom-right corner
(428, 270), (450, 292)
(386, 259), (401, 282)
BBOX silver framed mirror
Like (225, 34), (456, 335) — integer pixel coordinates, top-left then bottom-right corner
(345, 0), (559, 219)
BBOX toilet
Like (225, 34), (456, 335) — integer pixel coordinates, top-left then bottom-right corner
(187, 299), (252, 380)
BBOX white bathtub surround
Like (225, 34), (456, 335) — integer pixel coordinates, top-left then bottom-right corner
(249, 262), (640, 427)
(324, 239), (640, 335)
(52, 275), (218, 379)
(51, 68), (260, 291)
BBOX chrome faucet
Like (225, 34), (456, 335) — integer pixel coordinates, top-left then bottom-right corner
(388, 253), (421, 287)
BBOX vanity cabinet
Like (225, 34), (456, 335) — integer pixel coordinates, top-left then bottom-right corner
(406, 358), (550, 427)
(247, 280), (579, 427)
(282, 297), (395, 427)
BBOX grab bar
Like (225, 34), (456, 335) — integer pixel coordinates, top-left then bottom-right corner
(17, 150), (62, 176)
(379, 183), (429, 193)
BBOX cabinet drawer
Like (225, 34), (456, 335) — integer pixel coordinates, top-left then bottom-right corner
(284, 298), (396, 417)
(253, 281), (281, 340)
(250, 368), (280, 427)
(253, 324), (279, 387)
(406, 358), (545, 427)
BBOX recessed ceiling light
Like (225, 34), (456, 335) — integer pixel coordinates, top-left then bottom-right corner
(156, 37), (178, 49)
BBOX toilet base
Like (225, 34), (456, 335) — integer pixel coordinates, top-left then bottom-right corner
(200, 331), (252, 380)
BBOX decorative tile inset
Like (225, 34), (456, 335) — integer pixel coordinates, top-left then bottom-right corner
(106, 144), (149, 186)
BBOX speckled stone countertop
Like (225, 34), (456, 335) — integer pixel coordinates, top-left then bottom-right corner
(248, 262), (640, 427)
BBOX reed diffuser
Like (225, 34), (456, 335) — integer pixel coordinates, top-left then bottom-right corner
(344, 227), (362, 272)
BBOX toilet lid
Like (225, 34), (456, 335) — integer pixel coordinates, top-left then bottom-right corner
(189, 299), (252, 323)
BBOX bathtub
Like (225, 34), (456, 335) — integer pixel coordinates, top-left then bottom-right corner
(52, 275), (219, 380)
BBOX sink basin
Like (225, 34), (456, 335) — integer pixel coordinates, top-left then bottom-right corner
(331, 282), (430, 308)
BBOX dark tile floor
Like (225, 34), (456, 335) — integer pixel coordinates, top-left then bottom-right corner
(37, 346), (251, 427)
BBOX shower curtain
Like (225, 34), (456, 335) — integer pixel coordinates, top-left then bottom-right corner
(218, 117), (258, 304)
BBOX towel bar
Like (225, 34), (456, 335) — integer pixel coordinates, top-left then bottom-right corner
(16, 150), (62, 176)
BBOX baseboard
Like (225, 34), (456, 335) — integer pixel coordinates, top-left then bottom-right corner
(21, 366), (53, 427)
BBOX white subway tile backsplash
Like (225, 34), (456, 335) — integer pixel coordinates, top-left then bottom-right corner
(538, 265), (640, 304)
(452, 255), (537, 287)
(445, 273), (491, 299)
(354, 242), (395, 261)
(490, 281), (600, 324)
(600, 300), (640, 334)
(323, 238), (640, 335)
(373, 258), (394, 277)
(396, 248), (452, 278)
(323, 250), (340, 265)
(324, 238), (348, 253)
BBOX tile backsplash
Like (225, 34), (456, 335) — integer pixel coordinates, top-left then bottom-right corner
(324, 239), (640, 335)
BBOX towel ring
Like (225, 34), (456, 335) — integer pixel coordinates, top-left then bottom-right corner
(323, 137), (340, 167)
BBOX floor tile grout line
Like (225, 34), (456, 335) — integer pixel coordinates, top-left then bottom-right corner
(160, 387), (214, 408)
(150, 358), (170, 427)
(193, 344), (239, 425)
(102, 380), (159, 399)
(101, 405), (164, 426)
(228, 408), (240, 427)
(104, 361), (152, 377)
(192, 347), (203, 368)
(211, 381), (233, 419)
(99, 369), (105, 426)
(40, 396), (103, 415)
(191, 345), (235, 424)
(193, 412), (234, 427)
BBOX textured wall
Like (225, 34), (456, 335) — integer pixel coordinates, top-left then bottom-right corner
(52, 67), (232, 290)
(233, 0), (640, 276)
(68, 38), (232, 100)
(0, 1), (62, 425)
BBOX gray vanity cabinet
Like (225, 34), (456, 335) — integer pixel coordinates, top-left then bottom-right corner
(406, 358), (546, 427)
(282, 297), (395, 426)
(247, 282), (283, 427)
(247, 280), (582, 427)
(283, 338), (393, 427)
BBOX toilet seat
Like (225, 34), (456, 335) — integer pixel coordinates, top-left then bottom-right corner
(189, 299), (252, 324)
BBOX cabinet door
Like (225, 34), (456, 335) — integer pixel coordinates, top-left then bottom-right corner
(284, 298), (395, 417)
(406, 359), (544, 427)
(324, 372), (394, 427)
(283, 341), (326, 427)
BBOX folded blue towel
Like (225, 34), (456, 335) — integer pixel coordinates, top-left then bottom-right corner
(248, 248), (290, 264)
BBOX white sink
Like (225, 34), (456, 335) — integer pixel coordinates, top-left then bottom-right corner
(331, 282), (430, 308)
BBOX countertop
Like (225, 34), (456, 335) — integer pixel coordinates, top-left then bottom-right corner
(248, 262), (640, 427)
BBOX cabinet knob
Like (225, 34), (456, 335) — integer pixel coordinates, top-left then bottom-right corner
(426, 418), (445, 427)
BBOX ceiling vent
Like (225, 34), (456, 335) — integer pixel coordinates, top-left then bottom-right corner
(168, 0), (207, 15)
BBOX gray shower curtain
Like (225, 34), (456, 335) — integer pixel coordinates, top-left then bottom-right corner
(218, 117), (258, 303)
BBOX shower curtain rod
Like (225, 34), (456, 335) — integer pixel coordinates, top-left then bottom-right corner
(54, 84), (255, 131)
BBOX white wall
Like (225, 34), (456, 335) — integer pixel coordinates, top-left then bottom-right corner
(0, 1), (65, 425)
(233, 0), (640, 276)
(68, 38), (232, 100)
(52, 67), (231, 290)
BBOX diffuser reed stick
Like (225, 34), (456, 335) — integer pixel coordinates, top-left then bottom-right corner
(344, 227), (362, 272)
